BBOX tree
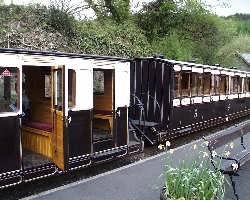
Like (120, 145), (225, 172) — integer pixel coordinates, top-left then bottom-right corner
(84, 0), (130, 23)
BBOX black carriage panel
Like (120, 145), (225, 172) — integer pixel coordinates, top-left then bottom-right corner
(116, 107), (128, 146)
(154, 61), (164, 122)
(130, 61), (136, 102)
(0, 116), (21, 173)
(147, 60), (157, 121)
(135, 60), (143, 100)
(68, 110), (92, 157)
(162, 62), (173, 124)
(170, 105), (194, 130)
(141, 60), (149, 119)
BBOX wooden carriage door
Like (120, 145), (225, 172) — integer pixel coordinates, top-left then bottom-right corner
(52, 66), (67, 170)
(115, 64), (130, 146)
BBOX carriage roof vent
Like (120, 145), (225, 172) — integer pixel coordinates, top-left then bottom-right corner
(153, 54), (164, 59)
(188, 59), (197, 63)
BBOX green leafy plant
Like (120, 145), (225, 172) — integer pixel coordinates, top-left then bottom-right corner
(160, 142), (225, 200)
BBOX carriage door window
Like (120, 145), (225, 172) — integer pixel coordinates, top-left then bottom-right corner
(226, 76), (230, 94)
(214, 75), (220, 95)
(68, 69), (76, 109)
(203, 73), (211, 96)
(220, 75), (226, 95)
(191, 73), (198, 97)
(238, 77), (243, 93)
(245, 77), (250, 93)
(181, 72), (191, 97)
(0, 67), (20, 113)
(174, 72), (181, 98)
(53, 69), (63, 110)
(231, 76), (238, 94)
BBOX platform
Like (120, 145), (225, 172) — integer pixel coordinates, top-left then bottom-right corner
(22, 120), (250, 200)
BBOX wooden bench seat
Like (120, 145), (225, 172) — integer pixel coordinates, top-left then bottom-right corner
(22, 122), (52, 159)
(94, 114), (113, 131)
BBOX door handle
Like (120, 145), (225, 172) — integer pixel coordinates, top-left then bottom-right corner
(116, 110), (120, 117)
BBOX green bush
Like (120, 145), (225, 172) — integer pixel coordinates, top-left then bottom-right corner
(75, 19), (152, 57)
(151, 31), (193, 61)
(216, 35), (250, 67)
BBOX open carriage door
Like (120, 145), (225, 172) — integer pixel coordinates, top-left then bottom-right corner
(52, 65), (68, 170)
(0, 54), (22, 185)
(115, 62), (130, 146)
(66, 59), (93, 158)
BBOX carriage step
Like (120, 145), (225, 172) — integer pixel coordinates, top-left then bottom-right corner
(130, 120), (159, 127)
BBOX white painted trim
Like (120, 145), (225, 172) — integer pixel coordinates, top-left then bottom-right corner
(174, 65), (181, 72)
(182, 66), (191, 71)
(246, 93), (250, 97)
(240, 74), (247, 78)
(192, 67), (203, 73)
(211, 70), (220, 75)
(115, 62), (130, 109)
(235, 73), (242, 76)
(227, 72), (234, 76)
(204, 68), (211, 73)
(203, 96), (210, 102)
(64, 66), (69, 117)
(239, 93), (246, 98)
(228, 94), (238, 99)
(0, 56), (22, 116)
(21, 54), (57, 66)
(220, 95), (226, 100)
(0, 112), (20, 118)
(173, 99), (180, 107)
(181, 97), (191, 105)
(191, 97), (202, 104)
(211, 95), (219, 102)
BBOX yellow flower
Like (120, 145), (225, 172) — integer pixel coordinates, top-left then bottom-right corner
(158, 144), (165, 150)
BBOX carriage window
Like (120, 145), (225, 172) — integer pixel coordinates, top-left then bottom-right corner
(191, 73), (203, 97)
(68, 69), (76, 108)
(53, 70), (63, 110)
(226, 76), (229, 94)
(181, 72), (191, 97)
(238, 77), (243, 93)
(220, 75), (227, 95)
(245, 78), (250, 92)
(213, 75), (220, 95)
(44, 74), (51, 98)
(203, 73), (211, 96)
(197, 74), (203, 96)
(174, 72), (181, 98)
(231, 76), (238, 94)
(93, 70), (104, 94)
(191, 73), (197, 96)
(0, 67), (20, 113)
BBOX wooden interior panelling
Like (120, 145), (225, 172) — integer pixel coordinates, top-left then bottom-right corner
(94, 70), (113, 112)
(52, 110), (65, 170)
(24, 67), (52, 124)
(22, 126), (52, 158)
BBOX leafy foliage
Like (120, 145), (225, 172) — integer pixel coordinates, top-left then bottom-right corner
(216, 35), (250, 68)
(74, 19), (151, 57)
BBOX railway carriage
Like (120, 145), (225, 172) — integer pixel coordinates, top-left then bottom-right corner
(130, 57), (250, 144)
(0, 48), (142, 188)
